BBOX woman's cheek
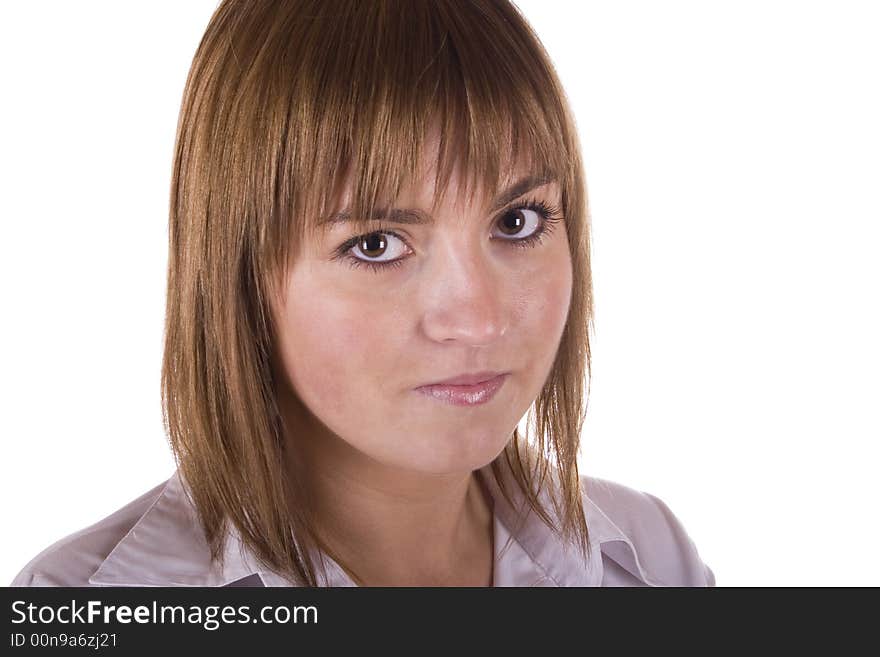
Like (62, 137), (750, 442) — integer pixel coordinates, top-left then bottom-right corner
(522, 248), (571, 324)
(281, 291), (360, 416)
(520, 255), (573, 385)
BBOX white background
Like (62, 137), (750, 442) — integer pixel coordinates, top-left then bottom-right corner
(1, 1), (877, 586)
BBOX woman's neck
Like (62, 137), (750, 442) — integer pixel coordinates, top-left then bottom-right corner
(286, 430), (495, 586)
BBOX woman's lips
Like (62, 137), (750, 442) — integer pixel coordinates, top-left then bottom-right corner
(414, 373), (509, 406)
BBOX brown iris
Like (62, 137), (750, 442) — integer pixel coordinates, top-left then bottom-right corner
(498, 210), (526, 236)
(359, 234), (388, 257)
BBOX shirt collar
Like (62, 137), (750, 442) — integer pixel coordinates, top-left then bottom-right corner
(89, 461), (650, 587)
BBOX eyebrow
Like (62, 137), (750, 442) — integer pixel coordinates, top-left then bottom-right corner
(318, 174), (556, 227)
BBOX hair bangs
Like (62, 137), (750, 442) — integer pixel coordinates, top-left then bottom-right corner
(279, 0), (573, 267)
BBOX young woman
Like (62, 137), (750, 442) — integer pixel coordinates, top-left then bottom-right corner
(12, 0), (714, 587)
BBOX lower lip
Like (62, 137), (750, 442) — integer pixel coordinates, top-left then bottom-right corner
(415, 374), (509, 406)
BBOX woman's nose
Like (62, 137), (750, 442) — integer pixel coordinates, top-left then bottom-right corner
(419, 241), (509, 346)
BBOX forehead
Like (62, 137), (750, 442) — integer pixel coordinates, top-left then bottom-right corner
(319, 172), (558, 234)
(346, 117), (545, 197)
(293, 111), (565, 250)
(334, 162), (540, 209)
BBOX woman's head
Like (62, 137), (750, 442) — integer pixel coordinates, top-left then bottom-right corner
(162, 0), (594, 585)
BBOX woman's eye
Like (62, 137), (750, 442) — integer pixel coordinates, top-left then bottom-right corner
(334, 230), (412, 273)
(333, 198), (562, 273)
(490, 199), (563, 250)
(351, 232), (409, 263)
(493, 207), (543, 240)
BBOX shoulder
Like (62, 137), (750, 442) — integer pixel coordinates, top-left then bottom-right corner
(10, 479), (170, 587)
(581, 475), (716, 587)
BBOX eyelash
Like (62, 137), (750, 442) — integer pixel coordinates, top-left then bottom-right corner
(332, 197), (563, 274)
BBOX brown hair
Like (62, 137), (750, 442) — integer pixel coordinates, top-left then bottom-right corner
(161, 0), (594, 586)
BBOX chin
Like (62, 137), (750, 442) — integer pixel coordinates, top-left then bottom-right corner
(405, 430), (511, 476)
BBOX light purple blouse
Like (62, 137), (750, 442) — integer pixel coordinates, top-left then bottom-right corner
(11, 461), (715, 587)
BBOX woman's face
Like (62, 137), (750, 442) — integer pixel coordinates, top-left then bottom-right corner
(272, 150), (573, 477)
